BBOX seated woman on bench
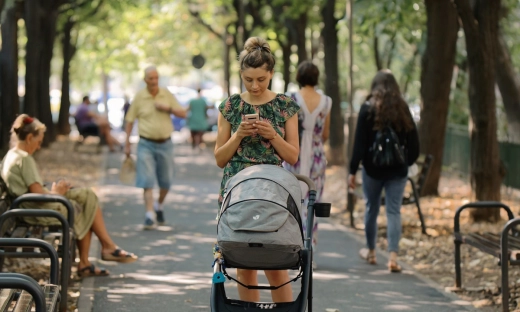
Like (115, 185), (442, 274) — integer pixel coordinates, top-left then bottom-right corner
(0, 114), (138, 277)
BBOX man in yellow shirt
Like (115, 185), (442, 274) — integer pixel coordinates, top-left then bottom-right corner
(124, 66), (187, 229)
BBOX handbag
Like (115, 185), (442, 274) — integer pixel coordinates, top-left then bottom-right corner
(119, 155), (136, 185)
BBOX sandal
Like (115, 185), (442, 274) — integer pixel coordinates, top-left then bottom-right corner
(388, 260), (402, 273)
(78, 264), (109, 278)
(359, 248), (377, 265)
(102, 248), (138, 263)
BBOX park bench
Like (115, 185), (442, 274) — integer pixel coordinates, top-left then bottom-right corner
(453, 201), (519, 312)
(348, 154), (434, 234)
(0, 194), (75, 312)
(73, 116), (102, 153)
(0, 238), (60, 312)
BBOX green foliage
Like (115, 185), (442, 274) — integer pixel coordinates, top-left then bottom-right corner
(346, 0), (426, 105)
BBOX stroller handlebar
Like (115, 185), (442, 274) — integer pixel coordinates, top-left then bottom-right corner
(294, 174), (315, 192)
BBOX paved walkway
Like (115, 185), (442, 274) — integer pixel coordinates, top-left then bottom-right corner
(77, 138), (476, 312)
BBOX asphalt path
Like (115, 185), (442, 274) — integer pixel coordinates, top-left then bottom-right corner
(78, 134), (476, 312)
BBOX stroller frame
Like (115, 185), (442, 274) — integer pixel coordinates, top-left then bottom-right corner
(211, 173), (328, 312)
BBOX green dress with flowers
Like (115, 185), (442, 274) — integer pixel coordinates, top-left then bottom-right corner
(217, 93), (300, 207)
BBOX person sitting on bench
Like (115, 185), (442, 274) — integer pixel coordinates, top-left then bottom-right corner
(0, 114), (138, 277)
(75, 95), (121, 152)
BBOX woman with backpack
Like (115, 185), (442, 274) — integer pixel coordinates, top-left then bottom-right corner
(214, 37), (300, 302)
(348, 70), (419, 273)
(283, 60), (331, 269)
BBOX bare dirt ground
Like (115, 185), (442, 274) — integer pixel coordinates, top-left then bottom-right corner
(323, 165), (520, 312)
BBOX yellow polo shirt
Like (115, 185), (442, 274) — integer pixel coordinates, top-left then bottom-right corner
(125, 87), (183, 139)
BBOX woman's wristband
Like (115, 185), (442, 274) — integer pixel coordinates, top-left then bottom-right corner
(269, 132), (278, 141)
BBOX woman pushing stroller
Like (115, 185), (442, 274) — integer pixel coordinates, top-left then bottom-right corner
(214, 37), (300, 303)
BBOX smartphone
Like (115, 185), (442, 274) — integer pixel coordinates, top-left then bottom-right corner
(244, 113), (259, 123)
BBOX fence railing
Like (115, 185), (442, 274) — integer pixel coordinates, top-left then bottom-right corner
(443, 124), (520, 189)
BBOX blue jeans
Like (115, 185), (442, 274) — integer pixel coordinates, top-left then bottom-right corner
(362, 168), (407, 252)
(135, 138), (174, 190)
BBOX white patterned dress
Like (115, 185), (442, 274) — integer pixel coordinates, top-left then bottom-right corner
(283, 91), (331, 249)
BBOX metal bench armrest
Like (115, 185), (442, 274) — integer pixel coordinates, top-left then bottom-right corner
(454, 201), (514, 233)
(0, 238), (59, 284)
(0, 273), (46, 312)
(11, 194), (75, 226)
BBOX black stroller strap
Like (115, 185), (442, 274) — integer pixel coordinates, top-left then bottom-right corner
(222, 267), (303, 290)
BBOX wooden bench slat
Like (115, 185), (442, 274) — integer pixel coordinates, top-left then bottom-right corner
(10, 227), (29, 239)
(22, 227), (44, 253)
(0, 289), (16, 311)
(43, 284), (59, 312)
(13, 290), (33, 312)
(463, 235), (502, 257)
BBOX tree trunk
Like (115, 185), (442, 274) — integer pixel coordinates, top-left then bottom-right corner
(296, 13), (307, 63)
(224, 28), (232, 97)
(419, 0), (459, 196)
(58, 17), (75, 135)
(373, 29), (382, 71)
(322, 0), (345, 165)
(24, 0), (42, 118)
(0, 2), (21, 151)
(38, 0), (61, 145)
(495, 30), (520, 143)
(281, 42), (291, 93)
(454, 0), (502, 222)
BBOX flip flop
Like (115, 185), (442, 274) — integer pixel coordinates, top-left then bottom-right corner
(102, 248), (138, 263)
(388, 260), (402, 273)
(359, 248), (377, 265)
(78, 264), (109, 278)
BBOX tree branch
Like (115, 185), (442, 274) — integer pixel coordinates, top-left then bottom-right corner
(188, 9), (223, 38)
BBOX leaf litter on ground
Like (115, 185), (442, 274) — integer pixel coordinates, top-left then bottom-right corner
(323, 165), (520, 312)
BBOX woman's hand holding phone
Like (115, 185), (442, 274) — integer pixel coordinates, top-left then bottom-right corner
(236, 114), (258, 139)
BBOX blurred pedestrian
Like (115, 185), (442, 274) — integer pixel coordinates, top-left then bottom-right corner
(283, 60), (331, 269)
(215, 36), (300, 303)
(348, 70), (419, 273)
(75, 95), (121, 152)
(186, 88), (209, 151)
(124, 66), (187, 229)
(121, 95), (131, 130)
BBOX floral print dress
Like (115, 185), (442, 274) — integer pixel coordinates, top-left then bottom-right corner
(283, 92), (332, 249)
(217, 93), (300, 207)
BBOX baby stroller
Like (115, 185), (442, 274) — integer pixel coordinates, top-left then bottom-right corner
(211, 164), (331, 311)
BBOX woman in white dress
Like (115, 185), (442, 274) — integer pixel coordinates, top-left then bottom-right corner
(283, 61), (331, 267)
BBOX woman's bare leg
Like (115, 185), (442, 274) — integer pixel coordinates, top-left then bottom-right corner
(237, 269), (260, 302)
(76, 230), (108, 273)
(89, 206), (118, 253)
(265, 270), (293, 303)
(77, 230), (92, 268)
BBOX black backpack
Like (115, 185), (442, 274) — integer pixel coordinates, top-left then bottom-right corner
(369, 125), (406, 168)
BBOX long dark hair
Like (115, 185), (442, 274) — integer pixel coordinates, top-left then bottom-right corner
(366, 70), (414, 132)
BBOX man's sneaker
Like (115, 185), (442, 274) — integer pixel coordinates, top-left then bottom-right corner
(155, 210), (165, 225)
(143, 217), (155, 230)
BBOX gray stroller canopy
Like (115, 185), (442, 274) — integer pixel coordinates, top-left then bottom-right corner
(221, 164), (303, 214)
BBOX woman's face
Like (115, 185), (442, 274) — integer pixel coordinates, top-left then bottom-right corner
(240, 66), (273, 96)
(25, 131), (44, 155)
